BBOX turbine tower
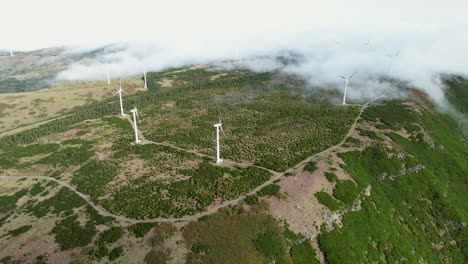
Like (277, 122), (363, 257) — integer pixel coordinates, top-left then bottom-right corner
(235, 47), (242, 65)
(213, 120), (225, 164)
(130, 107), (141, 143)
(339, 72), (356, 106)
(9, 49), (13, 57)
(143, 70), (148, 89)
(107, 69), (110, 85)
(386, 51), (400, 76)
(114, 78), (125, 116)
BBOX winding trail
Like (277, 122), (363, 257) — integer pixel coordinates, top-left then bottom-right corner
(0, 98), (377, 224)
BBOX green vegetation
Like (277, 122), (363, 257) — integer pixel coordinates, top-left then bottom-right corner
(51, 214), (96, 250)
(183, 210), (319, 263)
(324, 172), (337, 182)
(318, 102), (468, 263)
(443, 75), (468, 114)
(5, 225), (32, 237)
(29, 182), (46, 196)
(315, 192), (342, 211)
(363, 101), (416, 129)
(303, 161), (317, 173)
(357, 128), (379, 140)
(258, 184), (281, 197)
(71, 160), (117, 200)
(290, 240), (320, 264)
(254, 231), (289, 263)
(332, 180), (360, 205)
(109, 246), (123, 260)
(404, 123), (420, 133)
(28, 187), (86, 218)
(102, 161), (272, 218)
(128, 223), (157, 238)
(0, 143), (59, 170)
(96, 227), (124, 246)
(0, 189), (29, 226)
(245, 194), (259, 205)
(144, 250), (169, 264)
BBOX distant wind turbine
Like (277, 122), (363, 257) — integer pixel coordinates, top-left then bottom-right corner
(386, 51), (400, 76)
(365, 40), (372, 48)
(143, 70), (148, 89)
(107, 69), (111, 85)
(114, 78), (125, 116)
(339, 72), (356, 106)
(9, 49), (13, 57)
(235, 47), (242, 65)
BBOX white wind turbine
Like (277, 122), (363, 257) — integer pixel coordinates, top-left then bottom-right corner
(9, 49), (13, 57)
(130, 106), (141, 143)
(365, 40), (372, 48)
(114, 78), (125, 116)
(107, 68), (111, 85)
(143, 70), (148, 89)
(235, 47), (242, 65)
(386, 51), (400, 76)
(213, 120), (225, 165)
(339, 72), (356, 106)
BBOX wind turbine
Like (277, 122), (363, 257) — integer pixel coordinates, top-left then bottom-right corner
(143, 70), (148, 89)
(107, 69), (110, 85)
(386, 51), (400, 76)
(130, 106), (141, 143)
(339, 72), (356, 106)
(213, 120), (225, 165)
(9, 49), (13, 57)
(235, 47), (242, 65)
(114, 78), (125, 116)
(365, 40), (372, 48)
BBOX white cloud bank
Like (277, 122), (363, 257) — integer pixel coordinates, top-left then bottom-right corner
(3, 0), (468, 105)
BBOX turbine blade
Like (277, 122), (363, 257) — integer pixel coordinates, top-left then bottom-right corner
(349, 72), (357, 79)
(339, 75), (346, 79)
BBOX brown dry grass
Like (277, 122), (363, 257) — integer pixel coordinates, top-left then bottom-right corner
(0, 76), (146, 135)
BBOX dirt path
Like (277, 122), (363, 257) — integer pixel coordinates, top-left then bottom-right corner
(0, 97), (378, 224)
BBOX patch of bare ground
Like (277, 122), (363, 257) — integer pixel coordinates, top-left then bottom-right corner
(162, 101), (176, 110)
(0, 76), (146, 135)
(165, 227), (189, 264)
(94, 142), (113, 161)
(158, 78), (174, 87)
(267, 151), (349, 237)
(401, 101), (422, 115)
(113, 158), (151, 184)
(0, 178), (37, 194)
(209, 73), (228, 80)
(60, 165), (80, 183)
(0, 206), (69, 263)
(2, 164), (50, 177)
(410, 89), (434, 113)
(118, 232), (154, 263)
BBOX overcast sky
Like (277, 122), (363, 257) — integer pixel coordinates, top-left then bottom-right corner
(2, 0), (467, 50)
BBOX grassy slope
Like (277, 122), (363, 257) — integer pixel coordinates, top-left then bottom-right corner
(443, 75), (468, 115)
(183, 207), (319, 264)
(318, 101), (468, 263)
